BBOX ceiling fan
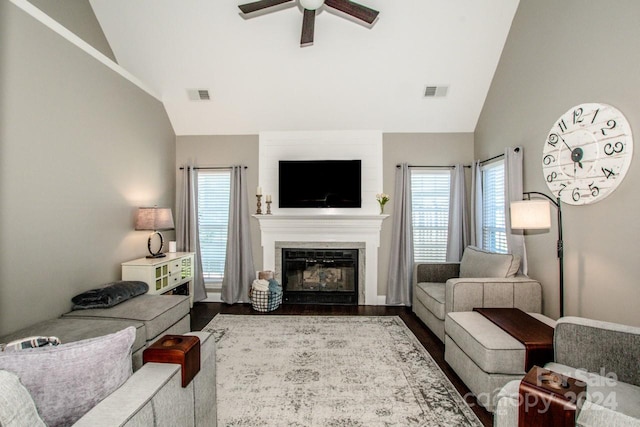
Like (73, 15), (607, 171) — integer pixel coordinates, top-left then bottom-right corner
(238, 0), (379, 47)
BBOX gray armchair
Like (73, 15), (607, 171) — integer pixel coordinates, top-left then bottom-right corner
(412, 246), (542, 341)
(494, 316), (640, 426)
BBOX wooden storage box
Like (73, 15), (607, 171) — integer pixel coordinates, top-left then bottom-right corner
(143, 335), (200, 387)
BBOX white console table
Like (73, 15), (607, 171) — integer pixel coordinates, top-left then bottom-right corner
(122, 252), (195, 307)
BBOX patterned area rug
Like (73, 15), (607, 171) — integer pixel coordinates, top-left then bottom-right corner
(203, 315), (481, 426)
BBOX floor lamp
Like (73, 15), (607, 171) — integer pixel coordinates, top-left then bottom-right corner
(510, 192), (564, 317)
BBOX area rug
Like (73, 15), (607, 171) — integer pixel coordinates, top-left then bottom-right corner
(203, 315), (482, 426)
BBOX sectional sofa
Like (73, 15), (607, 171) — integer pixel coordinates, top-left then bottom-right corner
(0, 289), (217, 425)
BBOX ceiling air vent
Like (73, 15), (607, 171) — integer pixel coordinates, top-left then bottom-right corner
(187, 89), (211, 101)
(424, 85), (448, 98)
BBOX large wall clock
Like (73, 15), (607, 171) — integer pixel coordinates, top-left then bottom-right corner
(542, 103), (633, 205)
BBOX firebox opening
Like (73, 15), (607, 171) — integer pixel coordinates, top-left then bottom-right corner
(282, 248), (358, 305)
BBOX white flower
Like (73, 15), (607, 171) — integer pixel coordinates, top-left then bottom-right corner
(376, 193), (390, 204)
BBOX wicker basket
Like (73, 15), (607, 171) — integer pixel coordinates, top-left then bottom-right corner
(249, 288), (282, 312)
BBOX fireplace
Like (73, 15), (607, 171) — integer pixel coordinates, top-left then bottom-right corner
(282, 248), (358, 305)
(256, 216), (387, 305)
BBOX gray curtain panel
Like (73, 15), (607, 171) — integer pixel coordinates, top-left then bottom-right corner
(504, 146), (527, 275)
(221, 166), (255, 304)
(386, 163), (414, 306)
(470, 160), (483, 248)
(446, 164), (469, 262)
(176, 165), (207, 303)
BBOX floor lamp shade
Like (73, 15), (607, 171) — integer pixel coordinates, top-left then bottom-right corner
(135, 207), (175, 258)
(510, 200), (551, 230)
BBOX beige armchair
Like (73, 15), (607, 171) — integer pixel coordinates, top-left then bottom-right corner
(494, 317), (640, 426)
(412, 246), (542, 341)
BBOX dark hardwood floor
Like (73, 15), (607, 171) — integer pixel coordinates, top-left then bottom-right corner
(191, 302), (492, 427)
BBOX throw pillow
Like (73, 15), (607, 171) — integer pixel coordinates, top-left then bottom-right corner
(71, 280), (149, 310)
(459, 246), (521, 278)
(0, 326), (135, 427)
(0, 370), (46, 427)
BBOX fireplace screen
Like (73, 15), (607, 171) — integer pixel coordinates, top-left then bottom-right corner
(282, 249), (358, 305)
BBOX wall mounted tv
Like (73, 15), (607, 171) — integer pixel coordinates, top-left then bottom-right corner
(279, 160), (361, 208)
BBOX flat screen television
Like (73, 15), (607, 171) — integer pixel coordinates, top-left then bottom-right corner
(279, 160), (361, 208)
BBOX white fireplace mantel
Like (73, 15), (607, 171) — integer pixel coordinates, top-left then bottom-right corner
(254, 214), (389, 305)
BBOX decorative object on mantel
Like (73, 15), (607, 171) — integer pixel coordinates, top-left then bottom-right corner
(510, 192), (564, 317)
(376, 193), (390, 214)
(135, 207), (175, 258)
(265, 194), (272, 214)
(238, 0), (379, 47)
(255, 186), (262, 215)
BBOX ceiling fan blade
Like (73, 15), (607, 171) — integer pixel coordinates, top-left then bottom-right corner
(301, 8), (316, 46)
(238, 0), (293, 14)
(324, 0), (379, 24)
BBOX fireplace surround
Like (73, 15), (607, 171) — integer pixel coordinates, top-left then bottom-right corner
(255, 215), (386, 305)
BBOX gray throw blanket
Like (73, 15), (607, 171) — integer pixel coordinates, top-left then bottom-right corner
(71, 281), (149, 310)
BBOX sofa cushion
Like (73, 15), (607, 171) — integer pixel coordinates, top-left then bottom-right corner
(459, 246), (521, 278)
(63, 294), (190, 341)
(0, 327), (135, 427)
(0, 370), (46, 427)
(415, 282), (446, 320)
(71, 281), (149, 310)
(0, 317), (146, 356)
(445, 311), (555, 375)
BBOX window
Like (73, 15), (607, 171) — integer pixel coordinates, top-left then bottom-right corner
(481, 161), (507, 253)
(197, 170), (231, 283)
(411, 170), (451, 262)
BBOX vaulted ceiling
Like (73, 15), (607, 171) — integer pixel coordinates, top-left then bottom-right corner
(88, 0), (519, 135)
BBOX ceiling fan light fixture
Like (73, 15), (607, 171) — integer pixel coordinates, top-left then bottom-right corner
(299, 0), (324, 10)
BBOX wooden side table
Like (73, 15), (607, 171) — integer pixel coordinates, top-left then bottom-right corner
(518, 366), (587, 427)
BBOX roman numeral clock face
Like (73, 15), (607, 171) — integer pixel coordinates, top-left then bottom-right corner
(543, 103), (634, 205)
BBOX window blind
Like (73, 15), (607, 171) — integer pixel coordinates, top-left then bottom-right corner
(481, 161), (507, 253)
(197, 170), (231, 282)
(411, 170), (451, 262)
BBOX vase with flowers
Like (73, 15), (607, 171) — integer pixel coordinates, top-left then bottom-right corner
(376, 193), (390, 214)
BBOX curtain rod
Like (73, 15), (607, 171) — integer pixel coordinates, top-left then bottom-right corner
(479, 147), (520, 165)
(178, 166), (247, 170)
(396, 164), (471, 169)
(479, 153), (504, 165)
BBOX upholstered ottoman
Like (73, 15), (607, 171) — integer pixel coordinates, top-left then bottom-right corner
(444, 311), (556, 412)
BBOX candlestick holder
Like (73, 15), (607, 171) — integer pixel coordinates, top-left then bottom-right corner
(256, 195), (262, 215)
(266, 200), (272, 215)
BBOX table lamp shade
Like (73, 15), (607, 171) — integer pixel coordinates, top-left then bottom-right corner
(135, 207), (174, 231)
(510, 200), (551, 229)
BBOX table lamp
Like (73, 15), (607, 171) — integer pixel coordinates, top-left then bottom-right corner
(135, 207), (175, 258)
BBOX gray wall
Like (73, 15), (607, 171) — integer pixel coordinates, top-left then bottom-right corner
(0, 2), (176, 335)
(176, 133), (473, 297)
(27, 0), (116, 62)
(475, 0), (640, 325)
